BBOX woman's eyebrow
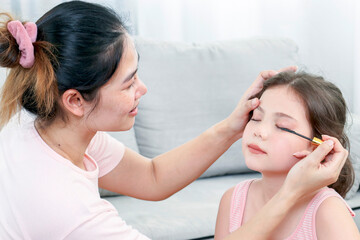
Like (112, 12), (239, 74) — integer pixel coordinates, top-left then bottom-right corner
(122, 68), (138, 84)
(122, 53), (140, 84)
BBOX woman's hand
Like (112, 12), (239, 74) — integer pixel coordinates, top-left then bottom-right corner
(225, 66), (298, 137)
(283, 135), (348, 199)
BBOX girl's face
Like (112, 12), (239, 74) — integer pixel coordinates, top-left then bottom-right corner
(242, 85), (313, 175)
(85, 36), (147, 132)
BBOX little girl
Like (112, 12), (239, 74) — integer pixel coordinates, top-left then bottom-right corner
(215, 72), (359, 239)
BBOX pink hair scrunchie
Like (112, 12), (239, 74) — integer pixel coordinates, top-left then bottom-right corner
(7, 20), (37, 68)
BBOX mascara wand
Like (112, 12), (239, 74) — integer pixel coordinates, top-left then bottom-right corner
(279, 127), (323, 146)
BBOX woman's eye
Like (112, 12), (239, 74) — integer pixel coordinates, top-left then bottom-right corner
(128, 82), (135, 89)
(250, 118), (260, 122)
(127, 78), (136, 89)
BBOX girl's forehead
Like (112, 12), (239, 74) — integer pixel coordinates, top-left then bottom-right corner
(259, 86), (307, 118)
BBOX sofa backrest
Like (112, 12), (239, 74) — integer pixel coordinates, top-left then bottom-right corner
(115, 37), (299, 177)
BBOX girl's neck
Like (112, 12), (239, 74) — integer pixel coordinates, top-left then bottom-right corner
(257, 173), (287, 202)
(35, 118), (96, 170)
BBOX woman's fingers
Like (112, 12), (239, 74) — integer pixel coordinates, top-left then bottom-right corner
(242, 70), (275, 99)
(285, 135), (348, 199)
(228, 66), (298, 135)
(277, 65), (298, 73)
(244, 66), (297, 99)
(321, 135), (348, 169)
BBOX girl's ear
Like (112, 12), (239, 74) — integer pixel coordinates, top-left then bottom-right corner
(61, 89), (86, 117)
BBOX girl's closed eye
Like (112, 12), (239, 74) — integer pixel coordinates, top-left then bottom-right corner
(276, 124), (289, 130)
(250, 110), (262, 122)
(275, 122), (295, 131)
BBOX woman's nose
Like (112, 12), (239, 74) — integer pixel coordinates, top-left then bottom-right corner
(135, 77), (147, 99)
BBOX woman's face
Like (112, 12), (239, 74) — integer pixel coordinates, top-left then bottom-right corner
(242, 85), (313, 175)
(85, 36), (147, 132)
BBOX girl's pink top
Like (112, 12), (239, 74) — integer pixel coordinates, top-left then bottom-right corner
(229, 179), (355, 239)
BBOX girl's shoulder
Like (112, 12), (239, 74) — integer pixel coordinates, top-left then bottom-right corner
(313, 188), (354, 217)
(220, 178), (257, 207)
(314, 188), (358, 239)
(231, 179), (256, 201)
(228, 179), (258, 232)
(215, 179), (257, 239)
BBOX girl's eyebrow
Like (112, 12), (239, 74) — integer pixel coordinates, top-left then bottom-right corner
(275, 112), (297, 121)
(256, 106), (297, 121)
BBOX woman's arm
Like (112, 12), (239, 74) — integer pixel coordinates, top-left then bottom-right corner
(99, 68), (296, 200)
(99, 119), (241, 200)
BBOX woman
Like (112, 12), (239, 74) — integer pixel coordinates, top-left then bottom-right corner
(0, 1), (347, 239)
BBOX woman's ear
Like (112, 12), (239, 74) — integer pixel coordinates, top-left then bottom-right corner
(61, 89), (86, 117)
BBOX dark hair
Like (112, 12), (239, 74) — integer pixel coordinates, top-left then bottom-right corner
(251, 71), (354, 198)
(0, 1), (128, 126)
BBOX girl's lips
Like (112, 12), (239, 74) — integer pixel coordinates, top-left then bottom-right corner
(248, 144), (267, 154)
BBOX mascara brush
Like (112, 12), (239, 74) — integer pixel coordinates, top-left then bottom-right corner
(279, 127), (323, 146)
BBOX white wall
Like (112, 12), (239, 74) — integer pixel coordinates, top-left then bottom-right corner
(1, 0), (359, 113)
(136, 0), (358, 113)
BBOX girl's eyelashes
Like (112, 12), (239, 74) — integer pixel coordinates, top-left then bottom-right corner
(276, 125), (293, 131)
(250, 118), (260, 122)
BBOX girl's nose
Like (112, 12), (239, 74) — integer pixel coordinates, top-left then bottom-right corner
(253, 124), (269, 140)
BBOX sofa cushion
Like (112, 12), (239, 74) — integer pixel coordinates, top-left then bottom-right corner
(105, 173), (260, 240)
(133, 37), (299, 178)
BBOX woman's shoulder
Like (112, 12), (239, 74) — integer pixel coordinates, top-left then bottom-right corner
(0, 110), (37, 153)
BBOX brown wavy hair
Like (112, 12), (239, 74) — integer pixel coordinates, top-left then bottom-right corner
(251, 71), (354, 198)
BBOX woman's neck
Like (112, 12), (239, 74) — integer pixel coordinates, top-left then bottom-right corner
(35, 118), (96, 170)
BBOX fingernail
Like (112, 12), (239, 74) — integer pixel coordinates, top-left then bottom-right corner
(324, 140), (334, 147)
(251, 98), (258, 107)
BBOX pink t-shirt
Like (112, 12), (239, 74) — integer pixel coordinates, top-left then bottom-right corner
(0, 111), (150, 240)
(229, 179), (355, 239)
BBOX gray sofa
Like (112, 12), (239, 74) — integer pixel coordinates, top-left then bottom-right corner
(100, 37), (360, 239)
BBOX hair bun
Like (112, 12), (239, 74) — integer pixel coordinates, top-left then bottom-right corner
(0, 13), (21, 68)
